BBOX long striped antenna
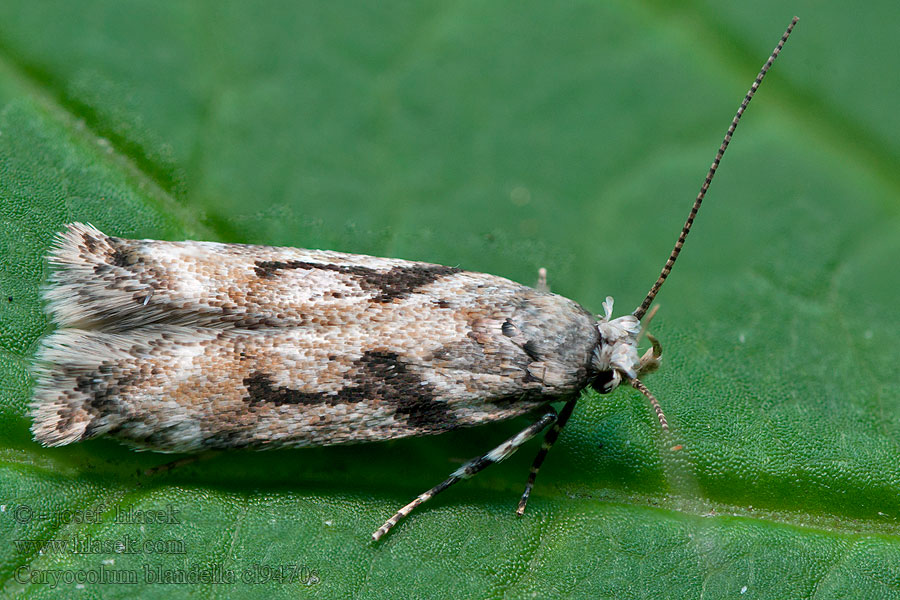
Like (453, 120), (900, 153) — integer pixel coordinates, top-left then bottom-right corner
(633, 17), (798, 321)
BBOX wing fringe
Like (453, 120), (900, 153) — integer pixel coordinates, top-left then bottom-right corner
(43, 223), (152, 330)
(30, 328), (135, 446)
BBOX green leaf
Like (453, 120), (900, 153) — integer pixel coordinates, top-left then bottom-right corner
(2, 2), (899, 599)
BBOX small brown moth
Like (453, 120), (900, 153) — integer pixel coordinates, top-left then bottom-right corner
(31, 18), (798, 541)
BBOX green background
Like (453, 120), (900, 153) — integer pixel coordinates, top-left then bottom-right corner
(1, 2), (898, 598)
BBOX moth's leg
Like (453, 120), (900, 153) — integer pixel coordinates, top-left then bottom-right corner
(516, 397), (578, 515)
(372, 409), (558, 541)
(143, 451), (220, 476)
(535, 267), (550, 292)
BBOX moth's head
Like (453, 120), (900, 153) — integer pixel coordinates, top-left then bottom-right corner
(589, 296), (642, 393)
(590, 297), (667, 429)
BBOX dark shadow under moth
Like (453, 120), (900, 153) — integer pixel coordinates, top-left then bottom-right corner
(29, 18), (798, 541)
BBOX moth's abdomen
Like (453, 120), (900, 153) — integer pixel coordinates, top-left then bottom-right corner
(32, 224), (599, 452)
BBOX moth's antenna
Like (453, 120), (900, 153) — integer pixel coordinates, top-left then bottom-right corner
(633, 17), (798, 321)
(630, 378), (667, 430)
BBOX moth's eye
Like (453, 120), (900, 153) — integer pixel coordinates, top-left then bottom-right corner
(591, 370), (615, 394)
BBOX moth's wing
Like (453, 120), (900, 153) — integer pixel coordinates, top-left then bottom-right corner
(32, 304), (599, 452)
(31, 325), (559, 452)
(31, 326), (211, 447)
(34, 224), (600, 451)
(44, 223), (457, 331)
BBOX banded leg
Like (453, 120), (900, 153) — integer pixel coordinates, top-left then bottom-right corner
(372, 409), (558, 541)
(143, 451), (219, 476)
(516, 397), (578, 515)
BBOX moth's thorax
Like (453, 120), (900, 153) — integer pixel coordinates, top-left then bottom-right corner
(590, 297), (641, 394)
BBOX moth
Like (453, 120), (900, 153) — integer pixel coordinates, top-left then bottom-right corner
(30, 18), (798, 541)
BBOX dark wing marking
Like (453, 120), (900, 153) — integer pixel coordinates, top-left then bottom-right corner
(253, 260), (460, 302)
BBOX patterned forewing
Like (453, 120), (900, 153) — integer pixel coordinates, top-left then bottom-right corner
(32, 224), (599, 451)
